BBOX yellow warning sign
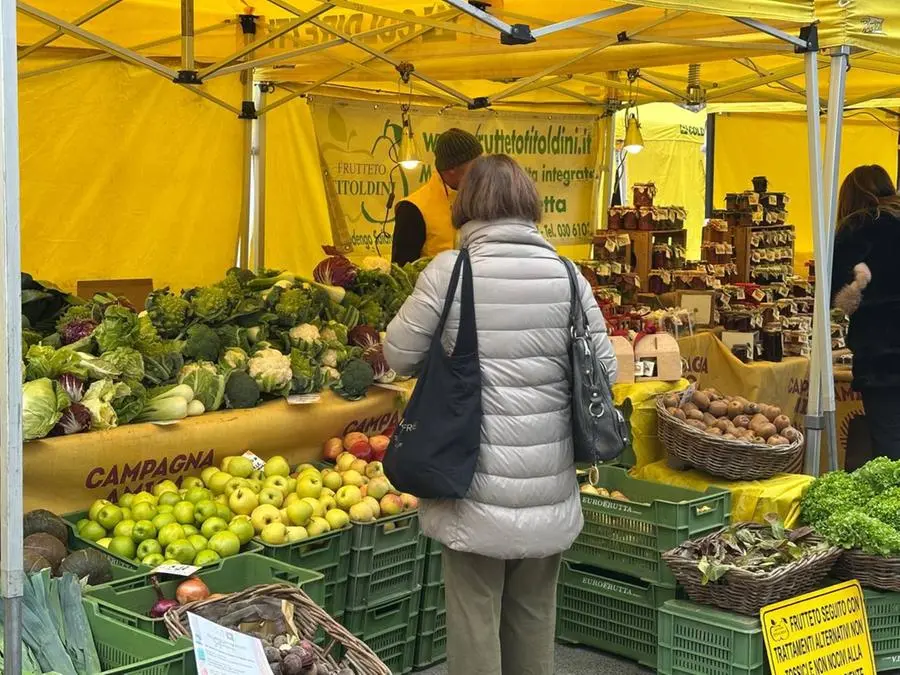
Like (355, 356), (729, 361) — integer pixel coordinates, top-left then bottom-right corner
(761, 580), (875, 675)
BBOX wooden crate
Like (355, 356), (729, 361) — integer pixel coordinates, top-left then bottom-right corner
(592, 229), (687, 288)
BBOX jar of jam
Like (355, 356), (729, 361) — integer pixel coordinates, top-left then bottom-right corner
(761, 324), (784, 362)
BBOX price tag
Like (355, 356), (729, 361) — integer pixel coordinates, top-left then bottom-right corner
(604, 238), (617, 253)
(188, 613), (274, 675)
(752, 289), (766, 302)
(151, 421), (179, 426)
(152, 563), (200, 577)
(616, 234), (630, 247)
(286, 394), (321, 405)
(241, 451), (266, 471)
(610, 262), (622, 274)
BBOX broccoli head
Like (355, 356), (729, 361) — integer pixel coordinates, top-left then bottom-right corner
(801, 470), (874, 528)
(145, 288), (191, 338)
(331, 358), (374, 401)
(183, 324), (222, 362)
(224, 370), (261, 409)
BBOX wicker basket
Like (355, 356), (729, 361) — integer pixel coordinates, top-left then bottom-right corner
(164, 583), (391, 674)
(656, 395), (804, 480)
(834, 549), (900, 592)
(662, 524), (842, 616)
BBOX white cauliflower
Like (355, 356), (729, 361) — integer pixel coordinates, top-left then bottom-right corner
(289, 323), (320, 346)
(248, 348), (292, 395)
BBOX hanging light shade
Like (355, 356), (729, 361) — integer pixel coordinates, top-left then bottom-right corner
(624, 113), (644, 154)
(399, 108), (421, 170)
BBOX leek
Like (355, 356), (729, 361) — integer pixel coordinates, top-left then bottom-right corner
(58, 574), (101, 674)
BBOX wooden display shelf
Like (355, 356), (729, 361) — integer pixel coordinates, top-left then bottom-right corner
(592, 229), (687, 285)
(730, 223), (795, 284)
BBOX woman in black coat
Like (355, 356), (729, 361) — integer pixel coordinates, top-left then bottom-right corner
(832, 164), (900, 459)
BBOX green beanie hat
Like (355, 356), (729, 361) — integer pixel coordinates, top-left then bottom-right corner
(434, 128), (483, 172)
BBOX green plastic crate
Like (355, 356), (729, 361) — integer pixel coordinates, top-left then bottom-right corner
(253, 525), (352, 616)
(423, 536), (443, 586)
(345, 589), (421, 675)
(347, 511), (426, 607)
(87, 553), (324, 637)
(413, 609), (447, 670)
(567, 465), (730, 587)
(658, 600), (768, 675)
(84, 599), (194, 674)
(63, 509), (261, 578)
(555, 560), (677, 669)
(863, 586), (900, 672)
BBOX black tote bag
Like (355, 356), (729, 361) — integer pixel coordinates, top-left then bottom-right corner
(384, 249), (482, 499)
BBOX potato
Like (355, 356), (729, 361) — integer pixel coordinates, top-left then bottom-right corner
(706, 426), (723, 436)
(733, 414), (751, 429)
(672, 408), (687, 421)
(765, 406), (782, 422)
(662, 394), (679, 409)
(757, 423), (777, 440)
(596, 487), (610, 497)
(687, 409), (705, 422)
(610, 490), (629, 502)
(692, 391), (711, 411)
(702, 412), (718, 426)
(750, 413), (770, 431)
(708, 400), (729, 418)
(715, 418), (733, 433)
(767, 435), (789, 446)
(683, 402), (699, 414)
(744, 402), (761, 416)
(705, 388), (723, 401)
(666, 406), (678, 417)
(773, 415), (792, 432)
(686, 419), (707, 431)
(723, 433), (737, 440)
(782, 427), (801, 442)
(727, 401), (745, 419)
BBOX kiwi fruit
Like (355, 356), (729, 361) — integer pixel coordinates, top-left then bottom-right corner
(733, 415), (751, 429)
(744, 402), (761, 416)
(672, 408), (687, 421)
(686, 419), (707, 431)
(782, 427), (801, 442)
(702, 412), (718, 426)
(773, 415), (792, 432)
(705, 388), (723, 401)
(767, 435), (789, 446)
(715, 418), (733, 433)
(662, 394), (680, 409)
(23, 533), (66, 573)
(706, 427), (723, 436)
(727, 401), (745, 419)
(757, 423), (778, 440)
(683, 402), (699, 414)
(687, 409), (705, 422)
(692, 391), (711, 411)
(708, 400), (729, 418)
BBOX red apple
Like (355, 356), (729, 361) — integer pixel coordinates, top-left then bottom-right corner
(349, 440), (372, 461)
(370, 435), (389, 461)
(343, 432), (368, 450)
(322, 437), (343, 461)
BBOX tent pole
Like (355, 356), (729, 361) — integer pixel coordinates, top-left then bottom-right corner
(801, 28), (832, 475)
(237, 15), (257, 269)
(256, 84), (269, 271)
(820, 46), (850, 472)
(180, 0), (194, 73)
(598, 110), (616, 229)
(0, 0), (24, 669)
(17, 0), (123, 59)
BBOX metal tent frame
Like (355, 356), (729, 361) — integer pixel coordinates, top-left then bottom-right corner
(0, 0), (877, 668)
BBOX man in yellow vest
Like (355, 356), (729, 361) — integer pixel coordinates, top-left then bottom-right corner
(391, 128), (484, 265)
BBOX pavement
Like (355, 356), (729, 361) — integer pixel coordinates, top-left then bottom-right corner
(417, 644), (652, 675)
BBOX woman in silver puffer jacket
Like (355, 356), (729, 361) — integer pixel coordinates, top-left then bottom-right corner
(384, 154), (616, 675)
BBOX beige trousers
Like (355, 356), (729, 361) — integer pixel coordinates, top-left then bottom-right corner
(442, 546), (561, 675)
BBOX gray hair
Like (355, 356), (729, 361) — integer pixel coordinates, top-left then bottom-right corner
(451, 154), (542, 228)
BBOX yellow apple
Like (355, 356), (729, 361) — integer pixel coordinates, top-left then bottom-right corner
(306, 517), (331, 536)
(349, 501), (375, 523)
(325, 509), (350, 530)
(228, 487), (259, 516)
(349, 459), (368, 475)
(284, 493), (301, 507)
(207, 472), (234, 496)
(250, 504), (283, 533)
(366, 476), (392, 500)
(336, 453), (356, 472)
(321, 470), (343, 492)
(286, 500), (313, 526)
(319, 495), (337, 513)
(200, 467), (221, 486)
(301, 497), (325, 518)
(335, 485), (363, 510)
(401, 493), (419, 511)
(380, 493), (403, 516)
(264, 455), (291, 478)
(296, 475), (323, 499)
(364, 496), (381, 519)
(340, 470), (364, 487)
(365, 461), (385, 479)
(260, 522), (287, 545)
(228, 456), (254, 479)
(286, 526), (308, 543)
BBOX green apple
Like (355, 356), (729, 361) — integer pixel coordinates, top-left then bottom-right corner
(131, 501), (156, 522)
(286, 478), (298, 494)
(131, 491), (157, 506)
(285, 500), (313, 527)
(96, 537), (112, 549)
(157, 523), (187, 548)
(142, 553), (166, 567)
(88, 499), (112, 522)
(117, 493), (135, 509)
(184, 487), (211, 504)
(181, 524), (199, 537)
(364, 496), (381, 519)
(228, 456), (254, 479)
(286, 526), (308, 543)
(131, 520), (157, 543)
(157, 504), (174, 514)
(158, 491), (181, 507)
(247, 479), (263, 494)
(200, 466), (221, 486)
(284, 493), (301, 508)
(301, 497), (325, 518)
(188, 534), (209, 552)
(172, 501), (195, 525)
(259, 522), (287, 545)
(108, 536), (137, 559)
(113, 519), (136, 539)
(194, 549), (221, 566)
(250, 469), (265, 481)
(194, 499), (218, 524)
(306, 517), (330, 537)
(215, 494), (229, 506)
(215, 504), (233, 521)
(263, 455), (291, 478)
(76, 518), (91, 533)
(200, 517), (228, 539)
(340, 470), (363, 488)
(335, 485), (362, 510)
(296, 475), (323, 499)
(258, 487), (284, 509)
(229, 487), (259, 516)
(120, 507), (132, 521)
(364, 461), (385, 479)
(208, 530), (241, 558)
(153, 480), (179, 497)
(318, 495), (336, 513)
(152, 512), (177, 531)
(325, 508), (350, 530)
(224, 477), (249, 498)
(321, 470), (343, 492)
(366, 476), (392, 501)
(165, 539), (197, 564)
(136, 539), (162, 559)
(263, 475), (290, 494)
(220, 455), (236, 473)
(250, 504), (282, 533)
(207, 471), (233, 496)
(182, 476), (205, 490)
(227, 518), (254, 546)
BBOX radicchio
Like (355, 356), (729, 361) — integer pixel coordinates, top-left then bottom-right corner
(61, 318), (97, 345)
(313, 246), (358, 289)
(348, 324), (380, 350)
(363, 343), (396, 383)
(57, 373), (85, 402)
(50, 403), (92, 436)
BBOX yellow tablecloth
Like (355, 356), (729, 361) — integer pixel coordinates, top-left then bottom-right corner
(613, 379), (690, 469)
(632, 460), (813, 528)
(19, 387), (407, 513)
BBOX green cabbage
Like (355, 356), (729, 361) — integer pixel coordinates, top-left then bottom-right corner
(177, 362), (225, 411)
(100, 347), (145, 382)
(81, 379), (131, 430)
(23, 345), (87, 382)
(93, 305), (140, 352)
(23, 378), (70, 440)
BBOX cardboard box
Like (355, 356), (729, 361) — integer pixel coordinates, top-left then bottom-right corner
(610, 336), (635, 384)
(721, 330), (757, 362)
(634, 332), (682, 381)
(77, 278), (153, 309)
(678, 290), (716, 328)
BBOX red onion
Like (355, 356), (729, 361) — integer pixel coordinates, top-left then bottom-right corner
(149, 575), (179, 618)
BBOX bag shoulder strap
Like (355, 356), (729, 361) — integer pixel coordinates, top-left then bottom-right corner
(433, 249), (477, 356)
(561, 257), (588, 338)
